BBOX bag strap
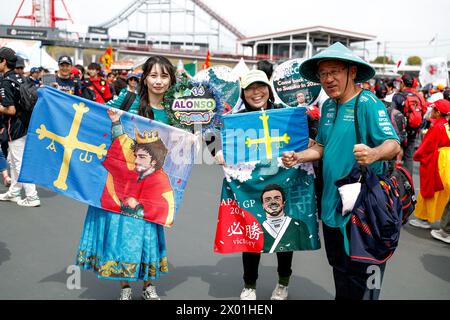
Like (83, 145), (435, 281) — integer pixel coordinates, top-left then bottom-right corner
(353, 90), (365, 144)
(353, 89), (366, 175)
(120, 91), (136, 112)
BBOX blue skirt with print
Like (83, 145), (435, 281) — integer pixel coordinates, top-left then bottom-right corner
(76, 206), (168, 281)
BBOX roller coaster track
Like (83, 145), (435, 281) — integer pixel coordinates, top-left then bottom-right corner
(96, 0), (244, 38)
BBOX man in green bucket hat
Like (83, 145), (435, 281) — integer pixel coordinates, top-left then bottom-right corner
(282, 42), (401, 300)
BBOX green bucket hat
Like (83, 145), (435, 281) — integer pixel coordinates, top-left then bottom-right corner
(300, 42), (376, 83)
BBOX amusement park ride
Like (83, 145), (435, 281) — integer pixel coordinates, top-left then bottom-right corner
(12, 0), (74, 28)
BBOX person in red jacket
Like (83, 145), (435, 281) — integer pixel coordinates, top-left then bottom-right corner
(409, 99), (450, 229)
(84, 62), (112, 104)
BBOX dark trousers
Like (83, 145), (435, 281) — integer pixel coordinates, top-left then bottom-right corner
(403, 130), (418, 176)
(322, 223), (386, 300)
(441, 198), (450, 233)
(242, 251), (293, 286)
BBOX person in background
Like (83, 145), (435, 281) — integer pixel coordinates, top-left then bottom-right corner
(256, 60), (274, 80)
(106, 72), (117, 98)
(409, 99), (450, 229)
(14, 56), (25, 77)
(106, 73), (140, 114)
(0, 46), (40, 207)
(392, 74), (427, 176)
(431, 198), (450, 244)
(28, 67), (41, 87)
(113, 70), (128, 96)
(83, 62), (113, 104)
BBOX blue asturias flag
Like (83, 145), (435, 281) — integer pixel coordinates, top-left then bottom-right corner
(221, 108), (309, 165)
(19, 86), (195, 227)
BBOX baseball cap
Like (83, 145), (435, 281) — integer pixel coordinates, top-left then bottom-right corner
(127, 73), (140, 81)
(241, 70), (271, 89)
(0, 47), (17, 63)
(15, 56), (25, 68)
(30, 67), (40, 73)
(433, 99), (450, 115)
(58, 55), (73, 65)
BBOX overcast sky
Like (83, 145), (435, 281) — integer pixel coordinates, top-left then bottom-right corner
(2, 0), (450, 60)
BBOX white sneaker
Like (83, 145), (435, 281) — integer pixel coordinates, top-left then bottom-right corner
(240, 288), (256, 300)
(0, 192), (21, 203)
(271, 284), (288, 300)
(142, 285), (160, 300)
(17, 196), (40, 207)
(409, 218), (431, 229)
(119, 287), (132, 300)
(431, 229), (450, 244)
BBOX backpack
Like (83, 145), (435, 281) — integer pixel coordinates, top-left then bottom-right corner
(387, 163), (417, 225)
(402, 92), (423, 129)
(387, 105), (407, 146)
(336, 163), (403, 264)
(6, 77), (38, 114)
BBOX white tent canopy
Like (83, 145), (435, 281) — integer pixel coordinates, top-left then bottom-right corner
(232, 57), (250, 78)
(0, 38), (59, 72)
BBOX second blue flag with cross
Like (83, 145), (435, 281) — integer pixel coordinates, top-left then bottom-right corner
(221, 108), (309, 165)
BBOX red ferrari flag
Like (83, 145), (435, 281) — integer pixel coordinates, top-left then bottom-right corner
(100, 45), (113, 72)
(202, 49), (211, 70)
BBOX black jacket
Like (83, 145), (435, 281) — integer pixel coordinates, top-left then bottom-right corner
(0, 70), (28, 141)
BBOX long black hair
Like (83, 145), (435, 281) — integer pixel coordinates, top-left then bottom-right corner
(138, 56), (176, 119)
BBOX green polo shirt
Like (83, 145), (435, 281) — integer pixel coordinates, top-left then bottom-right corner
(316, 90), (399, 228)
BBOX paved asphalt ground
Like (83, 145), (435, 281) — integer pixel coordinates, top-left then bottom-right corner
(0, 162), (449, 300)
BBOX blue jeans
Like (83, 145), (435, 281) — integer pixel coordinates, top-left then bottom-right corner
(0, 145), (7, 172)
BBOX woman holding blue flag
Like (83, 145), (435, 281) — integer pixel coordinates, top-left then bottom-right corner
(217, 69), (300, 301)
(76, 56), (177, 300)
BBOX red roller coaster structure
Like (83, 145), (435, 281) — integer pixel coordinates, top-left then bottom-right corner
(12, 0), (74, 28)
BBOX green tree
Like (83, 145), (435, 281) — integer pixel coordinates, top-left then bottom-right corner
(407, 56), (422, 65)
(371, 56), (394, 64)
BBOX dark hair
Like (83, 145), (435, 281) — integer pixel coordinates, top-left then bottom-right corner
(443, 89), (450, 102)
(375, 83), (388, 99)
(401, 74), (414, 87)
(260, 184), (285, 203)
(87, 62), (101, 72)
(75, 64), (85, 76)
(0, 58), (16, 70)
(256, 60), (274, 79)
(138, 56), (176, 119)
(132, 140), (168, 172)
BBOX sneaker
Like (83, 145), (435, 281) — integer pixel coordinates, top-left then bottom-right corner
(17, 196), (40, 207)
(119, 287), (132, 300)
(0, 192), (21, 203)
(271, 284), (288, 300)
(409, 218), (431, 229)
(142, 285), (160, 300)
(240, 288), (256, 300)
(431, 229), (450, 244)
